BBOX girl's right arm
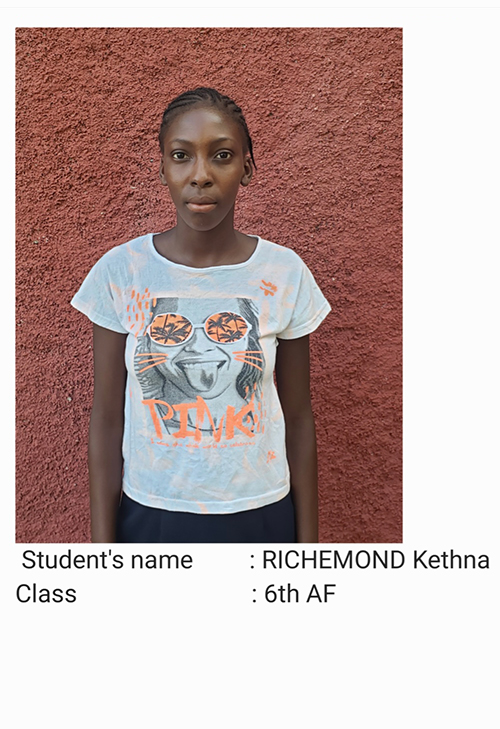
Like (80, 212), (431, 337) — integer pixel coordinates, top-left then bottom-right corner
(89, 323), (128, 543)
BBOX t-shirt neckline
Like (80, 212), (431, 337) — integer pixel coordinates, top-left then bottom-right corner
(148, 233), (261, 271)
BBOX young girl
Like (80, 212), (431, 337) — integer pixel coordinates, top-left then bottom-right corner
(71, 87), (331, 544)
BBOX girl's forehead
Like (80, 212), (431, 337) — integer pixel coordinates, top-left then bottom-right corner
(163, 105), (244, 147)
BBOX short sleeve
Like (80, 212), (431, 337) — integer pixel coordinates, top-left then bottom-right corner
(71, 252), (128, 334)
(278, 261), (331, 340)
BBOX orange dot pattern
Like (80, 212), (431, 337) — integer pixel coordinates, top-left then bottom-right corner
(260, 280), (278, 296)
(127, 288), (151, 336)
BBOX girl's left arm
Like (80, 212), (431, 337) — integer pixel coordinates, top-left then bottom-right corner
(275, 335), (318, 543)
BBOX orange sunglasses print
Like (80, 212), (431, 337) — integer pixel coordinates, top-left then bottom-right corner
(149, 311), (250, 346)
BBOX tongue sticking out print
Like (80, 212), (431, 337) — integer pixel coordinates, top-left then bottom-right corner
(177, 359), (226, 392)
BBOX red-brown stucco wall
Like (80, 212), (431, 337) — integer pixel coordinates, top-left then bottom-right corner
(16, 27), (402, 543)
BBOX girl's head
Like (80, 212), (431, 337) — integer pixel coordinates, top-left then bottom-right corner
(158, 87), (256, 169)
(158, 88), (255, 232)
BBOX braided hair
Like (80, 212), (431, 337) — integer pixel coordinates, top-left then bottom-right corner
(158, 87), (257, 169)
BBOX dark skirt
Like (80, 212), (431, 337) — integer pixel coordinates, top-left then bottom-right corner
(116, 491), (296, 543)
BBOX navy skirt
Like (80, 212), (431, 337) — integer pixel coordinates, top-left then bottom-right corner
(116, 491), (296, 543)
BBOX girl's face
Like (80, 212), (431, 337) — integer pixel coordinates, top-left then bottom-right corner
(159, 106), (253, 232)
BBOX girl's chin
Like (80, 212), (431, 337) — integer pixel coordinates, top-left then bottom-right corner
(178, 208), (233, 232)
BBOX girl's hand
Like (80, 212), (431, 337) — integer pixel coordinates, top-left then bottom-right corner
(275, 335), (319, 543)
(88, 324), (127, 542)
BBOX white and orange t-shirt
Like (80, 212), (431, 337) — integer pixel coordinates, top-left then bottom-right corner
(71, 234), (331, 513)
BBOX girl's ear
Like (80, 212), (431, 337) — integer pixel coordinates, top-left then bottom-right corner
(240, 155), (253, 187)
(159, 158), (168, 186)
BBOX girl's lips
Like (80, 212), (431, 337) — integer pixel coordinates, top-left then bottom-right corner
(186, 200), (217, 213)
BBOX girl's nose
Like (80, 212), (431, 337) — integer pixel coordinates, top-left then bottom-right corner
(191, 158), (212, 187)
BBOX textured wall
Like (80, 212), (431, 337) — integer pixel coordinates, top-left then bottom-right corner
(16, 27), (402, 543)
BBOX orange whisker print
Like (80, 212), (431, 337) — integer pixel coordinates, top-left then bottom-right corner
(136, 353), (169, 360)
(234, 350), (263, 360)
(137, 359), (168, 373)
(235, 354), (263, 362)
(234, 356), (263, 372)
(234, 350), (263, 364)
(136, 353), (169, 373)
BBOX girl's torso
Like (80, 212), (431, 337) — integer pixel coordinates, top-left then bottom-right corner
(71, 233), (331, 514)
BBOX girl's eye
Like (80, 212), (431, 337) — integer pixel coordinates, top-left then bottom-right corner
(172, 151), (188, 160)
(215, 151), (232, 160)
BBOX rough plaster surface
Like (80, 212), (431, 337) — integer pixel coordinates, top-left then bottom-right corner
(16, 27), (402, 543)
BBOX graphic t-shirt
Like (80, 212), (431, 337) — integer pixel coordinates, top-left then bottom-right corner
(71, 234), (331, 513)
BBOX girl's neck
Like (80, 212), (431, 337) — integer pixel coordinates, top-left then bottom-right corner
(154, 216), (257, 268)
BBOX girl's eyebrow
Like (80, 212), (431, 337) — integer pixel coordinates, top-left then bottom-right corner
(169, 136), (235, 145)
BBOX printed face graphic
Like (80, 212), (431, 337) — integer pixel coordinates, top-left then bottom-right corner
(147, 298), (252, 399)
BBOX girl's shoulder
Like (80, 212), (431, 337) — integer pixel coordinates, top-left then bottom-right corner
(255, 237), (307, 269)
(95, 233), (153, 267)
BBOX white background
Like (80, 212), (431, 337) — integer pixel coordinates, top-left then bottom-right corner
(3, 6), (499, 729)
